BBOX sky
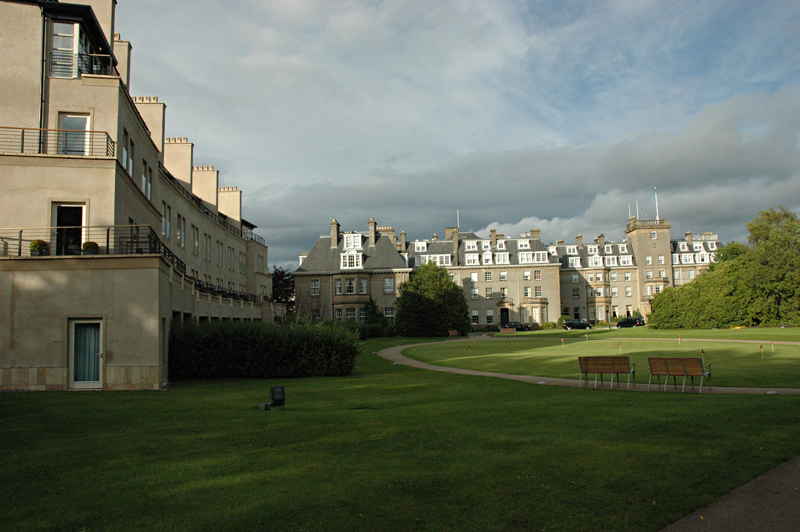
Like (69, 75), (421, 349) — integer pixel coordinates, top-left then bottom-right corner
(115, 0), (800, 269)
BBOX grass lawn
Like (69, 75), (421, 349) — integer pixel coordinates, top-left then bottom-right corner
(405, 329), (800, 388)
(1, 335), (799, 531)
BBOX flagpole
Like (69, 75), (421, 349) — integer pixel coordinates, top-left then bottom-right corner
(653, 188), (660, 221)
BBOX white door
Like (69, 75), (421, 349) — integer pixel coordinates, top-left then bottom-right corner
(69, 320), (103, 389)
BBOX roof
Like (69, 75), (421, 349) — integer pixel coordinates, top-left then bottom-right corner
(295, 232), (408, 273)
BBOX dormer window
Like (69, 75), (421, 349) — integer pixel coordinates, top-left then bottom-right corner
(415, 241), (427, 252)
(548, 246), (558, 256)
(517, 240), (530, 249)
(465, 241), (478, 251)
(604, 245), (613, 254)
(693, 242), (703, 251)
(679, 242), (688, 251)
(619, 244), (628, 253)
(566, 246), (578, 255)
(587, 246), (598, 254)
(496, 240), (506, 250)
(604, 256), (618, 267)
(482, 241), (491, 250)
(708, 242), (717, 251)
(341, 249), (362, 269)
(534, 251), (548, 263)
(482, 251), (493, 265)
(589, 256), (602, 267)
(343, 234), (362, 250)
(568, 257), (581, 268)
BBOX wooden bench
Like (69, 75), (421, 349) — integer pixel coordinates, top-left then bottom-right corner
(648, 357), (711, 393)
(500, 327), (516, 337)
(448, 330), (461, 338)
(578, 356), (636, 389)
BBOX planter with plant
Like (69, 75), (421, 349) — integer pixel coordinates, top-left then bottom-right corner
(81, 241), (99, 255)
(30, 239), (49, 256)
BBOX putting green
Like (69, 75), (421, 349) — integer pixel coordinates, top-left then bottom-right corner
(404, 338), (800, 388)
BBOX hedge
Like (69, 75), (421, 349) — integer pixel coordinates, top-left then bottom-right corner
(169, 321), (360, 380)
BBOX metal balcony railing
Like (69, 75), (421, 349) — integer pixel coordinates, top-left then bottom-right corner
(0, 224), (264, 304)
(0, 126), (115, 157)
(51, 51), (117, 78)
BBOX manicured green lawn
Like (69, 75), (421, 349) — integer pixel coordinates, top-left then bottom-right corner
(405, 331), (800, 388)
(1, 335), (799, 532)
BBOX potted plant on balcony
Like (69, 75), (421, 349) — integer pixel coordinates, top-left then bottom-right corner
(30, 239), (49, 256)
(81, 241), (99, 255)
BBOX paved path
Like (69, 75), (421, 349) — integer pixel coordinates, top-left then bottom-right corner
(377, 337), (800, 531)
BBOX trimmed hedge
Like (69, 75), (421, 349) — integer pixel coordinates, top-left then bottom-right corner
(169, 321), (360, 380)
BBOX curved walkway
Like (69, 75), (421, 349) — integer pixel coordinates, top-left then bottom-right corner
(378, 337), (800, 531)
(377, 337), (800, 395)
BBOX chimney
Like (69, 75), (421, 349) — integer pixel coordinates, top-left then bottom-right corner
(530, 228), (541, 240)
(596, 234), (605, 247)
(576, 233), (583, 247)
(401, 231), (407, 250)
(685, 231), (693, 243)
(490, 228), (497, 247)
(432, 233), (438, 242)
(557, 239), (564, 245)
(368, 218), (377, 247)
(331, 219), (340, 247)
(113, 35), (131, 88)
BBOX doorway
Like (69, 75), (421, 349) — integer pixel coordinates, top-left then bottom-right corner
(54, 204), (84, 255)
(69, 319), (103, 389)
(500, 308), (510, 324)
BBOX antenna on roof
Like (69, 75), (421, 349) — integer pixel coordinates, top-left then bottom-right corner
(636, 200), (639, 219)
(653, 187), (660, 221)
(457, 209), (460, 230)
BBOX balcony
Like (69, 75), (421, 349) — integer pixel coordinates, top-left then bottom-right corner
(51, 51), (117, 78)
(0, 126), (115, 157)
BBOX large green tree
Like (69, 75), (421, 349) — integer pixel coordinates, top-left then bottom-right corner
(649, 206), (800, 329)
(394, 262), (471, 337)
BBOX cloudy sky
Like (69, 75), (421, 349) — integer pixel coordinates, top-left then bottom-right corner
(116, 0), (800, 269)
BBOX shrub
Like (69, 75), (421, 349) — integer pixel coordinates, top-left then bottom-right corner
(541, 321), (556, 329)
(169, 320), (360, 380)
(556, 315), (571, 327)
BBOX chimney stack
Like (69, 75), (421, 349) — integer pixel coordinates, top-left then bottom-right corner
(576, 233), (583, 247)
(331, 219), (340, 247)
(596, 234), (605, 247)
(401, 231), (406, 250)
(368, 218), (377, 247)
(685, 231), (693, 243)
(530, 228), (541, 240)
(490, 228), (497, 247)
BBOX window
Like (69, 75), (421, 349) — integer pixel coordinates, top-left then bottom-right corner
(485, 288), (493, 299)
(658, 255), (665, 265)
(693, 242), (703, 251)
(523, 270), (531, 281)
(482, 241), (491, 250)
(343, 234), (362, 249)
(655, 285), (663, 294)
(335, 279), (342, 295)
(566, 246), (578, 255)
(646, 270), (653, 279)
(466, 254), (479, 265)
(708, 242), (717, 250)
(335, 309), (343, 322)
(672, 254), (680, 264)
(688, 270), (695, 279)
(625, 286), (632, 297)
(673, 270), (680, 280)
(612, 305), (619, 318)
(383, 277), (394, 294)
(161, 202), (171, 237)
(534, 251), (548, 263)
(680, 242), (688, 251)
(620, 255), (632, 266)
(465, 241), (478, 251)
(215, 241), (223, 266)
(360, 308), (368, 324)
(470, 272), (478, 282)
(310, 280), (320, 296)
(499, 271), (507, 281)
(191, 225), (199, 256)
(569, 257), (581, 268)
(611, 287), (618, 297)
(681, 254), (694, 264)
(596, 287), (603, 297)
(647, 285), (654, 296)
(500, 287), (508, 298)
(496, 240), (506, 250)
(228, 247), (235, 271)
(486, 310), (494, 324)
(485, 272), (493, 282)
(605, 245), (613, 254)
(589, 256), (602, 267)
(175, 215), (185, 248)
(650, 231), (657, 240)
(573, 288), (580, 299)
(346, 308), (356, 322)
(659, 269), (666, 278)
(495, 253), (509, 264)
(610, 272), (617, 281)
(471, 310), (480, 324)
(429, 255), (451, 266)
(415, 241), (427, 252)
(572, 274), (579, 283)
(535, 286), (542, 297)
(696, 253), (709, 263)
(645, 256), (652, 265)
(624, 272), (631, 281)
(359, 278), (368, 294)
(588, 288), (595, 298)
(604, 256), (617, 266)
(588, 273), (594, 282)
(239, 252), (246, 275)
(563, 307), (570, 316)
(517, 240), (530, 249)
(384, 308), (394, 325)
(482, 251), (493, 265)
(534, 270), (542, 281)
(587, 245), (598, 254)
(345, 278), (355, 294)
(549, 246), (558, 256)
(471, 288), (479, 300)
(524, 286), (531, 297)
(341, 250), (362, 269)
(519, 252), (533, 264)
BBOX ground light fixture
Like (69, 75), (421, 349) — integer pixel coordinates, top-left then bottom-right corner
(258, 386), (285, 410)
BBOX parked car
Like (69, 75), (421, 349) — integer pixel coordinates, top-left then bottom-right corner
(563, 319), (592, 330)
(617, 316), (646, 328)
(498, 322), (530, 331)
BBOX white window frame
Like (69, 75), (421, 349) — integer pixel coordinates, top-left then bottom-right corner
(343, 234), (362, 250)
(495, 252), (509, 264)
(466, 254), (479, 265)
(340, 250), (363, 269)
(517, 240), (530, 249)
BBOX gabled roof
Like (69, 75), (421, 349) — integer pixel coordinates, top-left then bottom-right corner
(295, 232), (407, 273)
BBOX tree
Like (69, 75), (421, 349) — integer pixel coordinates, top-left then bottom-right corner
(271, 265), (295, 313)
(394, 262), (471, 337)
(649, 206), (800, 328)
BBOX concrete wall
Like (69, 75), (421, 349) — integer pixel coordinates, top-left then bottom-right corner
(0, 2), (46, 129)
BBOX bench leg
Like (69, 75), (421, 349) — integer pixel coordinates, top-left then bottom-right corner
(681, 374), (688, 393)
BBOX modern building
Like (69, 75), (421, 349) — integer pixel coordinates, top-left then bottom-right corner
(294, 217), (719, 328)
(0, 0), (272, 391)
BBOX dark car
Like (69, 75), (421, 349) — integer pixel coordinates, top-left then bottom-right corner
(563, 319), (592, 330)
(617, 316), (646, 328)
(498, 321), (530, 331)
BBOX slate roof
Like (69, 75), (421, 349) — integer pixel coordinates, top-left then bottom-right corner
(295, 232), (408, 273)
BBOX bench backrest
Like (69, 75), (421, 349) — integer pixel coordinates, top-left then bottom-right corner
(594, 356), (614, 373)
(665, 358), (686, 375)
(501, 328), (515, 334)
(648, 357), (668, 375)
(683, 357), (705, 376)
(611, 356), (631, 372)
(578, 356), (595, 372)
